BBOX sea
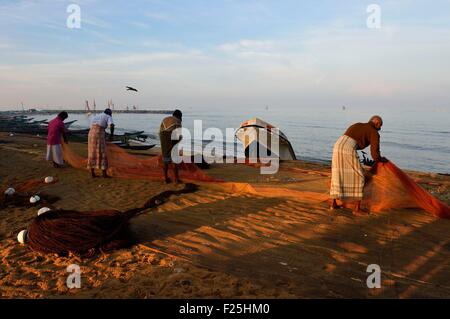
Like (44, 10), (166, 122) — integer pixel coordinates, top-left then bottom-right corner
(30, 105), (450, 174)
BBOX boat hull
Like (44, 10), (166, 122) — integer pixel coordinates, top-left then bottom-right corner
(235, 119), (297, 161)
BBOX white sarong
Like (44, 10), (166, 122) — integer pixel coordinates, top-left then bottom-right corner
(46, 144), (64, 165)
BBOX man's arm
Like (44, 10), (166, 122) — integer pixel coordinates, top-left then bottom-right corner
(109, 124), (115, 141)
(370, 131), (387, 162)
(61, 123), (68, 143)
(62, 131), (68, 143)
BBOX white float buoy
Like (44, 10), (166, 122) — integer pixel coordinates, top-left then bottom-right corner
(9, 133), (14, 137)
(44, 176), (54, 184)
(38, 207), (51, 216)
(30, 195), (40, 204)
(17, 230), (28, 244)
(4, 187), (15, 196)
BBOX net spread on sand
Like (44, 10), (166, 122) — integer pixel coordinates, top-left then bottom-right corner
(3, 152), (448, 257)
(58, 143), (450, 219)
(62, 142), (217, 182)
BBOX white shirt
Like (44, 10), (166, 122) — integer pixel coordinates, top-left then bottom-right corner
(91, 113), (114, 129)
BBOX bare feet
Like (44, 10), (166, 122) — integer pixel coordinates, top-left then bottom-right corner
(329, 199), (342, 211)
(102, 170), (110, 178)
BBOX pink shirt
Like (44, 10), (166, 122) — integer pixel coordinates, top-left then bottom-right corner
(47, 117), (66, 145)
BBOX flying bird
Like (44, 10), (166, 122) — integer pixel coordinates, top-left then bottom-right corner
(126, 86), (138, 92)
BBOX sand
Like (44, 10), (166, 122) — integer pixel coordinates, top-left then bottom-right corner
(1, 132), (450, 298)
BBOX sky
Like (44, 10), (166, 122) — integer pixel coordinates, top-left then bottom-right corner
(1, 0), (450, 111)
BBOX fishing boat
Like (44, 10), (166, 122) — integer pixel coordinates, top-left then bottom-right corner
(0, 114), (154, 150)
(235, 118), (297, 160)
(110, 140), (156, 151)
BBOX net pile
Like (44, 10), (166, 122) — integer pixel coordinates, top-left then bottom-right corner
(62, 142), (218, 182)
(27, 184), (199, 257)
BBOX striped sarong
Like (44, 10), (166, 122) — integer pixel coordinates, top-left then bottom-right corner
(330, 135), (365, 199)
(46, 144), (64, 165)
(159, 130), (180, 164)
(87, 124), (108, 170)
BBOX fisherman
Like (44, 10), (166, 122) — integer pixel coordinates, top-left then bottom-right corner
(46, 111), (69, 168)
(330, 115), (388, 215)
(88, 108), (115, 178)
(159, 109), (183, 184)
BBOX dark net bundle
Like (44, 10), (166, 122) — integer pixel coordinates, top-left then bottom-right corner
(27, 184), (199, 257)
(62, 142), (219, 182)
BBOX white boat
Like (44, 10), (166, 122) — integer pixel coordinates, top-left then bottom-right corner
(235, 118), (297, 160)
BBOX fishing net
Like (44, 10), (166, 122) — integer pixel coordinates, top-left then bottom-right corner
(60, 142), (449, 218)
(27, 184), (199, 257)
(363, 161), (450, 218)
(1, 179), (60, 209)
(61, 142), (218, 182)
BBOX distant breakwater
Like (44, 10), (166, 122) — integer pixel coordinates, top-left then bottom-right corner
(1, 109), (173, 115)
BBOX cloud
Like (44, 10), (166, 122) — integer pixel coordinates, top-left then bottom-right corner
(130, 21), (151, 29)
(145, 12), (171, 21)
(0, 40), (13, 49)
(218, 40), (276, 52)
(1, 1), (450, 109)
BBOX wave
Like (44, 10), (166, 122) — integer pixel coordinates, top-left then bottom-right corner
(383, 141), (450, 153)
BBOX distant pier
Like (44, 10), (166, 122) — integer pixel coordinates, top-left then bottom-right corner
(2, 109), (173, 115)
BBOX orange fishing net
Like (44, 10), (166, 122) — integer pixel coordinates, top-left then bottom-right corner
(61, 142), (449, 218)
(363, 161), (450, 218)
(62, 142), (218, 182)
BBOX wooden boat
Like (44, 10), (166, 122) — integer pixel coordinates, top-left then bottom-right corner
(110, 141), (156, 150)
(1, 115), (154, 150)
(235, 118), (297, 160)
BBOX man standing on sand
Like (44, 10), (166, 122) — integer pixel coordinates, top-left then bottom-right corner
(88, 108), (115, 178)
(46, 111), (69, 168)
(159, 109), (183, 184)
(330, 115), (388, 215)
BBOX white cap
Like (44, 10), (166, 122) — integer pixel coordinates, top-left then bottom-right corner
(38, 207), (51, 216)
(4, 188), (15, 196)
(29, 195), (40, 204)
(44, 176), (54, 184)
(17, 230), (28, 244)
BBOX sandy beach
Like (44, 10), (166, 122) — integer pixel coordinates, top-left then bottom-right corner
(1, 132), (449, 299)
